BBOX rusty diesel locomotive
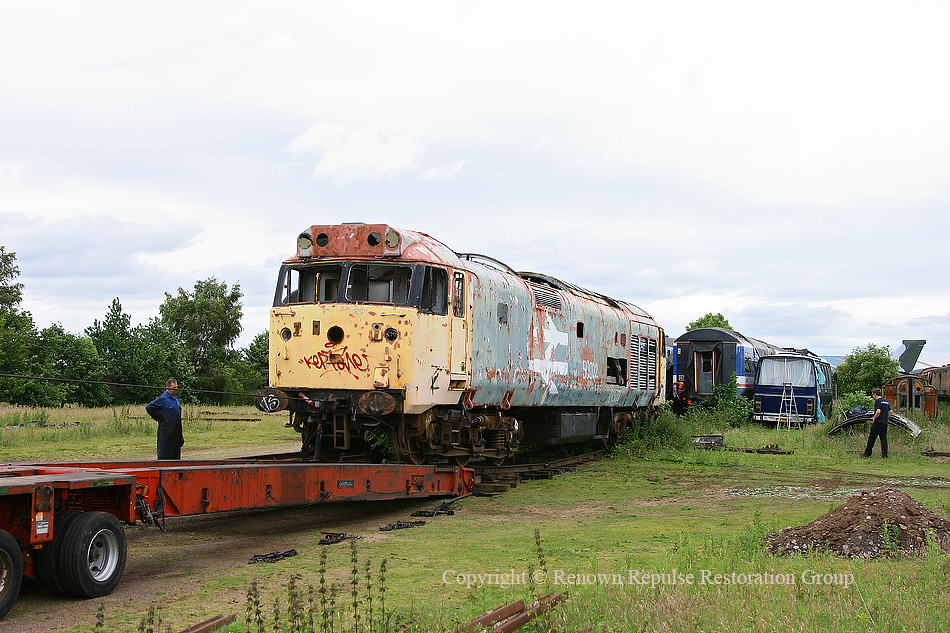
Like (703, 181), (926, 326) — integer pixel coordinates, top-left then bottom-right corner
(255, 223), (665, 465)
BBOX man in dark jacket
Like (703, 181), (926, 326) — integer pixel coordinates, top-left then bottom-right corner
(146, 379), (184, 460)
(862, 387), (891, 458)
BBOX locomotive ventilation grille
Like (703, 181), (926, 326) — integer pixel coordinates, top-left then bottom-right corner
(629, 336), (657, 391)
(528, 282), (563, 310)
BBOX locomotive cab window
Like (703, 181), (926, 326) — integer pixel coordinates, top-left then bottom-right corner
(420, 266), (448, 315)
(346, 264), (412, 305)
(277, 264), (343, 305)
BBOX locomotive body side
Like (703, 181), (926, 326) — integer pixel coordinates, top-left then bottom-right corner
(466, 266), (662, 410)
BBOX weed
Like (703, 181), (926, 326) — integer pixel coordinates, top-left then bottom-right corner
(349, 539), (360, 633)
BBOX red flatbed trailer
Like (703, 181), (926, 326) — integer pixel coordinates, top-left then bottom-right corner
(0, 459), (474, 620)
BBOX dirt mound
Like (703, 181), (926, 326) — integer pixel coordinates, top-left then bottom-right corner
(767, 486), (950, 558)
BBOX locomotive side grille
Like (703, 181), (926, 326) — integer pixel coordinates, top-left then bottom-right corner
(647, 338), (657, 391)
(628, 338), (639, 386)
(528, 283), (563, 310)
(639, 338), (649, 390)
(629, 336), (658, 391)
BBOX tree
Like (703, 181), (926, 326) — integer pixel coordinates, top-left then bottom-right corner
(25, 324), (110, 407)
(159, 277), (243, 401)
(0, 247), (37, 404)
(835, 344), (900, 395)
(232, 331), (269, 397)
(686, 312), (732, 331)
(132, 318), (197, 404)
(86, 298), (138, 402)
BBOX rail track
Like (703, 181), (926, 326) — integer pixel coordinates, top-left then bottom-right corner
(471, 449), (610, 489)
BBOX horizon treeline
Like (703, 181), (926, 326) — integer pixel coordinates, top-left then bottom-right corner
(0, 246), (267, 407)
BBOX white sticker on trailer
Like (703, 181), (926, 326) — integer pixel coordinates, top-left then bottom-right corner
(36, 520), (49, 535)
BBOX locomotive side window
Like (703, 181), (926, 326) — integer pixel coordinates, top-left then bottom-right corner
(420, 266), (448, 315)
(346, 265), (413, 305)
(606, 357), (627, 385)
(280, 268), (300, 305)
(452, 272), (465, 318)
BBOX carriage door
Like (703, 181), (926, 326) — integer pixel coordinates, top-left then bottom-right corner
(449, 271), (470, 384)
(695, 350), (716, 395)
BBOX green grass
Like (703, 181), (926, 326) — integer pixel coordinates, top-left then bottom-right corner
(0, 404), (293, 461)
(7, 404), (950, 631)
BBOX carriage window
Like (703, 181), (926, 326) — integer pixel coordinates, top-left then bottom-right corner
(420, 266), (448, 315)
(346, 264), (413, 305)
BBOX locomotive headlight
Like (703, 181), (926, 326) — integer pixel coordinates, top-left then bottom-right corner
(280, 327), (292, 342)
(384, 327), (398, 342)
(327, 325), (345, 345)
(297, 231), (313, 250)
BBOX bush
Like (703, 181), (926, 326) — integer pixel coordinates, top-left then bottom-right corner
(831, 392), (874, 420)
(614, 404), (692, 456)
(711, 374), (754, 428)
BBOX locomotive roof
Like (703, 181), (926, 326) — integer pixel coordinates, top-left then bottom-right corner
(288, 223), (655, 319)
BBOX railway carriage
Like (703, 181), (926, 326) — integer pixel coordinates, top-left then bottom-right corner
(667, 327), (784, 409)
(255, 223), (664, 465)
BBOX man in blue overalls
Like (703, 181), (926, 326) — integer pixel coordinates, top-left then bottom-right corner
(146, 379), (184, 460)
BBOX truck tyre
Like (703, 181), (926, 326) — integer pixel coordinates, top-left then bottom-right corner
(36, 510), (81, 596)
(0, 530), (23, 620)
(58, 512), (127, 599)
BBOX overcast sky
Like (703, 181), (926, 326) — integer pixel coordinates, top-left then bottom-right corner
(2, 2), (949, 361)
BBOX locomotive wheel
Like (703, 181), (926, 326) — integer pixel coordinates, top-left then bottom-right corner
(319, 448), (342, 463)
(405, 450), (427, 465)
(36, 510), (81, 596)
(0, 529), (23, 621)
(58, 512), (127, 599)
(488, 456), (506, 467)
(452, 455), (471, 467)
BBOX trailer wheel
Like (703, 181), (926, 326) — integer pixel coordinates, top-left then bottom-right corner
(59, 512), (127, 599)
(37, 510), (81, 596)
(0, 530), (23, 620)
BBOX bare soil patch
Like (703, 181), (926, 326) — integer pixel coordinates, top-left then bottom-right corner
(767, 486), (950, 558)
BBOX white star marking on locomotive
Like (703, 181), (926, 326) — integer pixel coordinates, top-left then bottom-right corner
(528, 315), (569, 403)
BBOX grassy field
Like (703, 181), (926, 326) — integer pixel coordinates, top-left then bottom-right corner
(3, 404), (950, 632)
(0, 403), (295, 461)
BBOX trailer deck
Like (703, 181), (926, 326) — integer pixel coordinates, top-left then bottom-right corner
(0, 458), (474, 620)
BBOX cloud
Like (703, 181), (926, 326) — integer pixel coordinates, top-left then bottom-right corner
(421, 160), (466, 181)
(287, 122), (425, 184)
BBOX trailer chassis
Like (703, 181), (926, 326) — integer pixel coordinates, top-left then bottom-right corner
(0, 458), (473, 619)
